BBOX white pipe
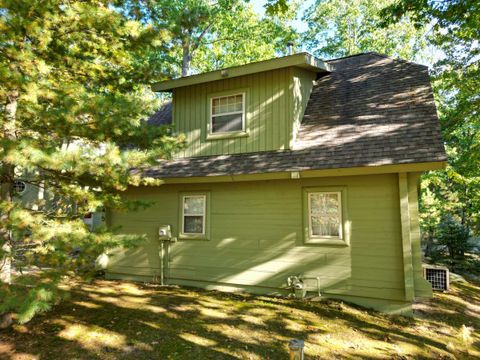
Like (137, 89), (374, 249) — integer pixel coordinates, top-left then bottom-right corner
(300, 276), (321, 297)
(159, 241), (164, 285)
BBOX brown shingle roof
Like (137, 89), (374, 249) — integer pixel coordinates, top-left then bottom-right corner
(142, 53), (446, 178)
(147, 101), (172, 126)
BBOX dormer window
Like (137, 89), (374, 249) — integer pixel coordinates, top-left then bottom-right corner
(210, 93), (245, 133)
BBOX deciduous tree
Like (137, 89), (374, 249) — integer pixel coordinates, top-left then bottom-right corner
(382, 0), (480, 237)
(122, 0), (298, 77)
(303, 0), (427, 60)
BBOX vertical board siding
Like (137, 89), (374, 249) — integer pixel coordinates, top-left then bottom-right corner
(108, 174), (408, 304)
(291, 67), (316, 147)
(173, 67), (317, 158)
(408, 172), (434, 298)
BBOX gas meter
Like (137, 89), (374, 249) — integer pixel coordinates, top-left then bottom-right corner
(158, 225), (172, 240)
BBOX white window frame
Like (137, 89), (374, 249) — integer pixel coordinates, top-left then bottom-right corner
(308, 191), (343, 240)
(181, 195), (207, 235)
(209, 92), (246, 134)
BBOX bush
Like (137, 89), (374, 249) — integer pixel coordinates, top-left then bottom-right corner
(437, 216), (471, 260)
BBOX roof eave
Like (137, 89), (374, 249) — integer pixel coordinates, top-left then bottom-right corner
(152, 52), (329, 92)
(139, 160), (447, 184)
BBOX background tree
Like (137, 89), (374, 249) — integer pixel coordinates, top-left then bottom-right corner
(122, 0), (298, 77)
(303, 0), (428, 60)
(0, 0), (183, 325)
(382, 0), (480, 257)
(437, 216), (471, 262)
(190, 3), (299, 74)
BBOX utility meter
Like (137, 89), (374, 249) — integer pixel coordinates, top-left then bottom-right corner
(158, 225), (172, 240)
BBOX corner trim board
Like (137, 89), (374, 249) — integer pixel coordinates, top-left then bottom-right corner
(398, 172), (415, 301)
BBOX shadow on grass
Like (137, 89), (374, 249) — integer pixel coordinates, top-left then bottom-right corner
(0, 279), (479, 359)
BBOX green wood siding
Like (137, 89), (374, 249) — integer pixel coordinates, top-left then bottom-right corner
(290, 67), (316, 147)
(408, 172), (433, 298)
(172, 67), (316, 158)
(107, 174), (415, 310)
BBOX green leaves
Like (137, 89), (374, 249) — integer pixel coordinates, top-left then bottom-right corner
(437, 216), (471, 260)
(381, 1), (480, 236)
(0, 0), (184, 323)
(123, 0), (298, 77)
(303, 0), (428, 60)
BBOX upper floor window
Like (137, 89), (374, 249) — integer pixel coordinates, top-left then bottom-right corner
(210, 93), (245, 133)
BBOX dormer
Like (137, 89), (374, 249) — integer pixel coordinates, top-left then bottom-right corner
(152, 53), (329, 158)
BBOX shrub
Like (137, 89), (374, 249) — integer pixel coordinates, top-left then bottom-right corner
(437, 216), (471, 261)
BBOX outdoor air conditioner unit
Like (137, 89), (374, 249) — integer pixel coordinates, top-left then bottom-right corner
(423, 265), (449, 291)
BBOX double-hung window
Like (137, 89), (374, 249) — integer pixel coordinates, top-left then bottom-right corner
(182, 195), (206, 235)
(308, 192), (342, 238)
(303, 187), (349, 245)
(210, 93), (245, 133)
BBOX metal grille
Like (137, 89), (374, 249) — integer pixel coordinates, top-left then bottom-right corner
(424, 267), (449, 291)
(12, 180), (26, 194)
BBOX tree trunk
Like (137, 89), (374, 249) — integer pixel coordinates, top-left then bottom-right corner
(0, 91), (18, 285)
(181, 42), (191, 77)
(424, 230), (435, 258)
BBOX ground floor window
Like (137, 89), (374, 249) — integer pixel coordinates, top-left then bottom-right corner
(303, 187), (349, 245)
(308, 192), (342, 238)
(179, 192), (210, 240)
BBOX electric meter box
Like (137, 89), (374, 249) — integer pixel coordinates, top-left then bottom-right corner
(158, 225), (172, 240)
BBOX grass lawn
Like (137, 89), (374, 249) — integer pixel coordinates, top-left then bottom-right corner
(0, 278), (479, 359)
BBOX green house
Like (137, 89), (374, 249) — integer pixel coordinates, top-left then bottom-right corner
(106, 52), (447, 315)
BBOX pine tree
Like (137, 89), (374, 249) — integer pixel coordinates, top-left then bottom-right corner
(0, 0), (183, 325)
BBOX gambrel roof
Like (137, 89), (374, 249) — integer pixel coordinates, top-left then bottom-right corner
(143, 53), (446, 179)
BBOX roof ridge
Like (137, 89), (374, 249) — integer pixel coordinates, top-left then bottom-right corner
(326, 52), (427, 68)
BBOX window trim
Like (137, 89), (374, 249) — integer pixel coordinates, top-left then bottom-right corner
(303, 186), (349, 246)
(178, 191), (210, 240)
(206, 89), (249, 140)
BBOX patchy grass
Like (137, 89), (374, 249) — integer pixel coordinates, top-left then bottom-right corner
(0, 279), (479, 359)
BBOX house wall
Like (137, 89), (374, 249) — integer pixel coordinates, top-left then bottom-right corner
(408, 172), (433, 298)
(15, 182), (42, 206)
(172, 67), (316, 158)
(106, 173), (421, 314)
(290, 67), (316, 147)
